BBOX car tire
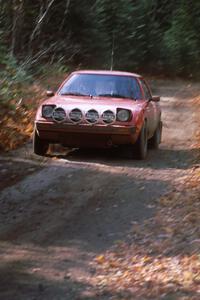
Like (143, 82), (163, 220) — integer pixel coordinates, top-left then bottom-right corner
(149, 121), (162, 149)
(33, 129), (49, 156)
(132, 121), (148, 160)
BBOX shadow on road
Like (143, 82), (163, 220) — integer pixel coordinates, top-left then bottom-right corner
(50, 146), (198, 170)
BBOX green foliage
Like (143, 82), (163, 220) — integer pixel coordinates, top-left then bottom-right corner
(163, 3), (200, 75)
(1, 0), (200, 77)
(0, 54), (32, 106)
(36, 61), (69, 77)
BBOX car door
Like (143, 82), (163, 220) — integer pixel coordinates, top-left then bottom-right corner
(139, 79), (157, 137)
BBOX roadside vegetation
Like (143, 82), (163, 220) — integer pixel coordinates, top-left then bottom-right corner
(0, 60), (66, 150)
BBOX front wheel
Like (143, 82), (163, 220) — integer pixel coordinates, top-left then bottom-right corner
(149, 121), (162, 149)
(132, 121), (148, 160)
(33, 129), (49, 156)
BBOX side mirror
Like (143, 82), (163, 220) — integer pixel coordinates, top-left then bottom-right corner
(46, 90), (54, 97)
(151, 95), (160, 102)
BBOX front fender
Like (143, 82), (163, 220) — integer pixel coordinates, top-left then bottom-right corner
(132, 105), (146, 138)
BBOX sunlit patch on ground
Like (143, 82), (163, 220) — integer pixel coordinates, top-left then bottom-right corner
(92, 166), (200, 299)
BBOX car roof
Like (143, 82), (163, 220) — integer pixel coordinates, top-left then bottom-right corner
(71, 70), (142, 78)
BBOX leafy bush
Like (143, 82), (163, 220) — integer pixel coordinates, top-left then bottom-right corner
(0, 54), (32, 108)
(162, 5), (200, 76)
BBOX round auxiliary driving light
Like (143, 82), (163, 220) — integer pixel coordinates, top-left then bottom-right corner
(69, 108), (83, 123)
(52, 107), (66, 123)
(85, 109), (99, 124)
(102, 110), (115, 124)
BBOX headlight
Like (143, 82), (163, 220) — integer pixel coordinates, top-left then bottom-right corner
(42, 105), (55, 118)
(117, 109), (131, 122)
(102, 110), (115, 124)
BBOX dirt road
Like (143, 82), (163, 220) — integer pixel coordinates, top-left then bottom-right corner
(0, 80), (199, 300)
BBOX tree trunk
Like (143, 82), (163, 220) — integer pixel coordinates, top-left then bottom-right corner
(11, 0), (24, 57)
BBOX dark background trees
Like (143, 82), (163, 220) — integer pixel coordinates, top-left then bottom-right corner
(1, 0), (200, 77)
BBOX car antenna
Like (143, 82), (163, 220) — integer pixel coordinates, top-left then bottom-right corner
(110, 32), (114, 71)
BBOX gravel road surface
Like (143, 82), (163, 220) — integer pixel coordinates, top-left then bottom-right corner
(0, 80), (199, 300)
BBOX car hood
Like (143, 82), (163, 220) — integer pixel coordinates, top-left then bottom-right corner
(42, 95), (144, 112)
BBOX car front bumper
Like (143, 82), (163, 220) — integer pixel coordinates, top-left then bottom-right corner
(35, 121), (137, 147)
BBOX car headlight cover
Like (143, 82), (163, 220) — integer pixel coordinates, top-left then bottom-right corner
(117, 109), (131, 122)
(42, 105), (55, 118)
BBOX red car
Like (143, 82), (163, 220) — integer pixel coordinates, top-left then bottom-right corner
(34, 70), (162, 159)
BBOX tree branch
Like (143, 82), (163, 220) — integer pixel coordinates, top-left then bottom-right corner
(59, 0), (71, 32)
(29, 0), (56, 49)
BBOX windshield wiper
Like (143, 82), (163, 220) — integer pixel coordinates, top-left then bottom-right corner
(60, 92), (91, 97)
(97, 93), (134, 99)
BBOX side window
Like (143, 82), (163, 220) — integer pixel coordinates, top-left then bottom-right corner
(139, 79), (152, 100)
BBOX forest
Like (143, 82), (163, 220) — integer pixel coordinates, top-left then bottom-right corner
(1, 0), (200, 77)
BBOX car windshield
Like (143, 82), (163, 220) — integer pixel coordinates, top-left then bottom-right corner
(59, 74), (142, 100)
